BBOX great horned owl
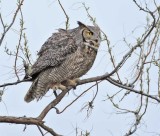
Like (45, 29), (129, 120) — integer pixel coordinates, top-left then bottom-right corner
(24, 21), (101, 102)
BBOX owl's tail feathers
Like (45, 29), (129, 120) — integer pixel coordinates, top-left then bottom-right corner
(24, 78), (38, 102)
(24, 78), (48, 103)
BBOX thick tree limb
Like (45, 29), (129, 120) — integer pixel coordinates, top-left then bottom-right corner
(0, 116), (61, 136)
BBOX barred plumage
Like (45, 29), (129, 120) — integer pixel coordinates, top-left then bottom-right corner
(24, 21), (101, 102)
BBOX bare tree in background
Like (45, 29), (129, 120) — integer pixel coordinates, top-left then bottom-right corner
(0, 0), (160, 136)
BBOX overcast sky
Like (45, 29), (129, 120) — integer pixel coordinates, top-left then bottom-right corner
(0, 0), (160, 136)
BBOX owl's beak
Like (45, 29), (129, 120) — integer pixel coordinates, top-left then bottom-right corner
(94, 39), (100, 46)
(84, 42), (98, 51)
(90, 39), (100, 48)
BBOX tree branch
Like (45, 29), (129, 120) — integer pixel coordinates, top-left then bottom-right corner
(0, 116), (61, 136)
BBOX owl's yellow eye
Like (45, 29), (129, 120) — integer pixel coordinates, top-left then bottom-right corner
(87, 31), (93, 37)
(83, 29), (93, 38)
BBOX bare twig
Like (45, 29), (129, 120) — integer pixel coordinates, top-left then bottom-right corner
(37, 125), (45, 136)
(14, 8), (24, 81)
(106, 77), (160, 103)
(0, 0), (25, 46)
(57, 0), (69, 30)
(54, 82), (100, 114)
(0, 78), (31, 88)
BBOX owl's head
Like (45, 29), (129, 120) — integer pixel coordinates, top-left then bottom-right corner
(77, 21), (101, 51)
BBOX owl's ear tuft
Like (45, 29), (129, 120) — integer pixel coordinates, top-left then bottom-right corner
(77, 21), (87, 28)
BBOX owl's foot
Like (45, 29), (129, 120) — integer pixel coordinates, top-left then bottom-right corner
(52, 83), (67, 91)
(51, 83), (67, 98)
(65, 78), (80, 89)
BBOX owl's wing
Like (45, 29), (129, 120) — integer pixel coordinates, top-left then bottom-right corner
(30, 32), (77, 78)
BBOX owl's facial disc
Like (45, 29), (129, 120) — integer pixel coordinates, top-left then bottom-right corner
(82, 29), (100, 51)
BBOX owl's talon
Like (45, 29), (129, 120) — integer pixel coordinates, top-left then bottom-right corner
(65, 78), (80, 88)
(52, 83), (67, 91)
(67, 80), (77, 86)
(53, 91), (58, 97)
(59, 84), (67, 90)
